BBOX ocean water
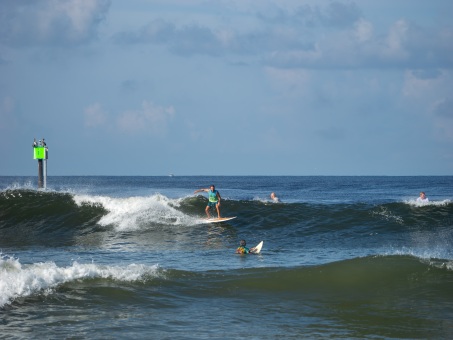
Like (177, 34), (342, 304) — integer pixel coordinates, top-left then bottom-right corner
(1, 176), (453, 339)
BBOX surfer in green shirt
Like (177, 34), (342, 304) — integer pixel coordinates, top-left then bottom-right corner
(194, 184), (221, 218)
(236, 240), (250, 254)
(236, 240), (258, 254)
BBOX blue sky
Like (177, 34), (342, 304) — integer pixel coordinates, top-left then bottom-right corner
(1, 0), (452, 176)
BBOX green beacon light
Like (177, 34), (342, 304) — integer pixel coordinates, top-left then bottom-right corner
(33, 146), (47, 159)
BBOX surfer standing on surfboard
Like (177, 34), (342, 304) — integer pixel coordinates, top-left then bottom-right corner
(194, 185), (221, 218)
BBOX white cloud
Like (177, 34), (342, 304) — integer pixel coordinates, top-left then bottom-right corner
(402, 69), (453, 141)
(381, 19), (409, 61)
(402, 69), (449, 99)
(0, 0), (111, 46)
(264, 66), (310, 98)
(84, 102), (107, 127)
(117, 101), (175, 135)
(111, 2), (453, 71)
(354, 18), (373, 43)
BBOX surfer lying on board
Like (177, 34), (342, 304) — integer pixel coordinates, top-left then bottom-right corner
(194, 184), (221, 218)
(236, 240), (256, 254)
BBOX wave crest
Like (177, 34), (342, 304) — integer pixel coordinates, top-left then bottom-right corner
(73, 194), (198, 230)
(0, 255), (161, 308)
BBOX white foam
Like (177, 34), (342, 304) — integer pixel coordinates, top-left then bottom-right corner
(73, 193), (198, 230)
(0, 181), (35, 192)
(0, 255), (161, 307)
(252, 196), (282, 204)
(404, 199), (451, 207)
(445, 261), (453, 271)
(371, 206), (404, 224)
(252, 196), (268, 203)
(382, 244), (453, 264)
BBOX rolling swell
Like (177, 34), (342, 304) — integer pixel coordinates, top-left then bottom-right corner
(3, 254), (452, 339)
(157, 254), (453, 338)
(4, 254), (452, 308)
(182, 197), (453, 239)
(177, 255), (453, 299)
(2, 189), (452, 251)
(184, 197), (453, 227)
(0, 190), (106, 247)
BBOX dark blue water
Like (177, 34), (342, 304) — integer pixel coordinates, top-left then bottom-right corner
(1, 176), (453, 339)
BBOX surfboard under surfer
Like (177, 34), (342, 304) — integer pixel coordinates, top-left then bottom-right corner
(194, 184), (221, 218)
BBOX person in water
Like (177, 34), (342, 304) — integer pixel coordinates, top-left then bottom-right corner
(416, 191), (429, 203)
(236, 240), (257, 254)
(194, 184), (221, 218)
(270, 192), (280, 202)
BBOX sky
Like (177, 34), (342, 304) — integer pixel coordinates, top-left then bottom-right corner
(1, 0), (452, 176)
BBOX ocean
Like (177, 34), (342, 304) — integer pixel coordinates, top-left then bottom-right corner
(1, 176), (453, 339)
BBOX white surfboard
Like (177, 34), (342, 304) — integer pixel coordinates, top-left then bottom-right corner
(200, 216), (237, 224)
(250, 241), (263, 254)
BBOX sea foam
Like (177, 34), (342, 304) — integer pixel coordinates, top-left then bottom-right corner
(0, 255), (160, 308)
(73, 193), (198, 230)
(404, 198), (451, 207)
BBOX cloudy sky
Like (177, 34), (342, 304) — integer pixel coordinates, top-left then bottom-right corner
(1, 0), (452, 176)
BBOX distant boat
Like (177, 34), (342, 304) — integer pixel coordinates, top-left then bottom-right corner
(169, 174), (174, 177)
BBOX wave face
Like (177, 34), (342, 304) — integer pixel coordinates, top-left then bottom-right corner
(0, 189), (106, 247)
(1, 176), (453, 339)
